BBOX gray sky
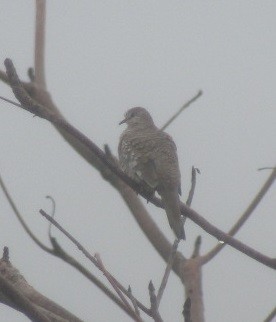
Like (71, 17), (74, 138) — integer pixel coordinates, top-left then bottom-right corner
(0, 1), (275, 321)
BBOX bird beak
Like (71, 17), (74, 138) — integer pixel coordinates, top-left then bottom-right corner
(119, 117), (127, 125)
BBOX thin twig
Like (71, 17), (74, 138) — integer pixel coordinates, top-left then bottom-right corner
(0, 173), (137, 319)
(258, 167), (276, 171)
(39, 210), (151, 316)
(128, 286), (141, 318)
(0, 95), (22, 108)
(200, 167), (276, 265)
(35, 0), (46, 88)
(5, 59), (276, 270)
(161, 90), (202, 131)
(45, 195), (56, 239)
(148, 281), (163, 322)
(48, 238), (138, 320)
(94, 254), (135, 317)
(40, 209), (98, 266)
(156, 239), (179, 308)
(186, 166), (200, 207)
(0, 173), (53, 253)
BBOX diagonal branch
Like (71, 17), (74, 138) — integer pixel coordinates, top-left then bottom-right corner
(0, 274), (51, 322)
(94, 253), (143, 322)
(0, 172), (138, 319)
(0, 173), (52, 253)
(264, 306), (276, 322)
(4, 58), (276, 270)
(200, 167), (276, 265)
(39, 209), (151, 318)
(161, 90), (202, 131)
(0, 248), (83, 322)
(2, 57), (181, 275)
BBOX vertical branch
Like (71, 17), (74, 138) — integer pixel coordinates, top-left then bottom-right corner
(182, 298), (191, 322)
(182, 258), (204, 322)
(35, 0), (46, 88)
(156, 239), (179, 307)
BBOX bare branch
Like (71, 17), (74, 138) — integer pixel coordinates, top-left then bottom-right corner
(180, 257), (204, 322)
(156, 239), (179, 308)
(45, 195), (56, 239)
(0, 172), (138, 318)
(258, 167), (276, 171)
(200, 167), (276, 265)
(94, 254), (140, 321)
(35, 0), (46, 88)
(0, 95), (22, 108)
(186, 166), (200, 207)
(264, 306), (276, 322)
(161, 90), (202, 131)
(49, 238), (138, 319)
(191, 236), (202, 258)
(0, 69), (10, 84)
(0, 173), (52, 253)
(148, 281), (163, 322)
(3, 58), (184, 276)
(39, 209), (99, 266)
(39, 210), (151, 318)
(4, 58), (276, 270)
(182, 297), (191, 322)
(1, 164), (171, 320)
(128, 286), (141, 319)
(0, 274), (51, 322)
(0, 248), (82, 322)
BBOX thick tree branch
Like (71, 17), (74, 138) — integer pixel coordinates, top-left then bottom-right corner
(0, 274), (51, 322)
(2, 58), (184, 273)
(0, 248), (83, 322)
(3, 58), (276, 270)
(183, 298), (191, 322)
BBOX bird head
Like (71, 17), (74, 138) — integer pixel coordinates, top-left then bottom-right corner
(119, 107), (154, 128)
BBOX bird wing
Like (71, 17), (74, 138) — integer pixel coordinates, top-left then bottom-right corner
(134, 158), (158, 189)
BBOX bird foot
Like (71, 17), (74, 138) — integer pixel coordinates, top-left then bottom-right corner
(141, 184), (155, 203)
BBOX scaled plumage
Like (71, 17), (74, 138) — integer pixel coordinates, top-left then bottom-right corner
(118, 107), (185, 240)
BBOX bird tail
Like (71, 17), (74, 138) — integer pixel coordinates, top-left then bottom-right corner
(161, 190), (186, 240)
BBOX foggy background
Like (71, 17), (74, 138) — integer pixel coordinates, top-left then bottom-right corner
(0, 1), (275, 321)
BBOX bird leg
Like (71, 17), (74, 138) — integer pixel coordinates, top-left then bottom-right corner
(140, 183), (155, 203)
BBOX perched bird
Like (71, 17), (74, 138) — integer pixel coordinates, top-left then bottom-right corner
(118, 107), (185, 240)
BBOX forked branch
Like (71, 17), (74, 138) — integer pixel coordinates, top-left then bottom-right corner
(3, 58), (276, 270)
